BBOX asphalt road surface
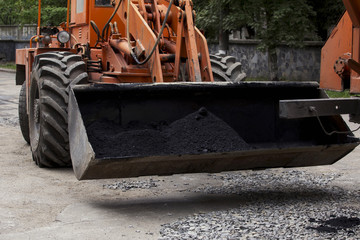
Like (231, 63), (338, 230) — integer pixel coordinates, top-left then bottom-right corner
(0, 71), (360, 239)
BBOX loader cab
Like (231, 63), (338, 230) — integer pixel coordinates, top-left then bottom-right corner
(70, 0), (124, 46)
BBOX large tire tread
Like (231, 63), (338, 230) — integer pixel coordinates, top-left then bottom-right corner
(29, 52), (88, 167)
(41, 112), (68, 142)
(42, 80), (69, 103)
(38, 58), (67, 70)
(210, 54), (247, 82)
(212, 68), (231, 82)
(40, 97), (68, 122)
(221, 56), (236, 67)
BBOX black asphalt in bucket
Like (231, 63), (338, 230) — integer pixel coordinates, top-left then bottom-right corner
(87, 108), (250, 158)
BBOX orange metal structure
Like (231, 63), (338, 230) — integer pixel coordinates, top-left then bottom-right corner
(320, 0), (360, 93)
(16, 0), (213, 86)
(320, 12), (353, 91)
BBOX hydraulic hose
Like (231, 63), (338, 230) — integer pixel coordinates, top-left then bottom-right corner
(101, 0), (123, 41)
(127, 0), (174, 65)
(90, 20), (102, 47)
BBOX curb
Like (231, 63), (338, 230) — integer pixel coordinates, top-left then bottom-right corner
(0, 68), (16, 73)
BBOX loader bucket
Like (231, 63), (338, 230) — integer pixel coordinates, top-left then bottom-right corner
(68, 82), (359, 180)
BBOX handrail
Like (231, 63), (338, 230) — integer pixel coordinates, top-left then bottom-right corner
(37, 0), (41, 48)
(66, 0), (70, 31)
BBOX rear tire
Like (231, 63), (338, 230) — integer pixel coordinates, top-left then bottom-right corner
(210, 54), (247, 82)
(19, 82), (30, 144)
(29, 52), (88, 167)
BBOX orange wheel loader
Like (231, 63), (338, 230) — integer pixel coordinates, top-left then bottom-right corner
(15, 0), (360, 180)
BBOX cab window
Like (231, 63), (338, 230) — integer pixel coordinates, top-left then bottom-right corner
(95, 0), (112, 6)
(76, 0), (84, 13)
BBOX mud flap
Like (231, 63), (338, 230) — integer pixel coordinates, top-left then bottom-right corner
(68, 82), (359, 180)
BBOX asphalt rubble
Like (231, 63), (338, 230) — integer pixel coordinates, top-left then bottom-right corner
(87, 107), (250, 158)
(159, 170), (360, 239)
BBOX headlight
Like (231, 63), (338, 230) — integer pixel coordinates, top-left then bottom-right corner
(57, 31), (70, 44)
(42, 35), (52, 45)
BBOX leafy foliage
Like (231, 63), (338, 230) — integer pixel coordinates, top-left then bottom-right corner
(326, 90), (351, 98)
(0, 0), (67, 26)
(248, 0), (317, 50)
(194, 0), (244, 39)
(0, 0), (23, 25)
(195, 0), (318, 50)
(194, 0), (343, 80)
(307, 0), (345, 41)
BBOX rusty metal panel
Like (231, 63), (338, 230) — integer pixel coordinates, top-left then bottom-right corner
(350, 27), (360, 93)
(15, 49), (28, 65)
(195, 28), (214, 82)
(320, 12), (353, 91)
(118, 0), (163, 83)
(183, 1), (201, 82)
(16, 48), (34, 86)
(88, 0), (123, 46)
(71, 0), (88, 25)
(343, 0), (360, 27)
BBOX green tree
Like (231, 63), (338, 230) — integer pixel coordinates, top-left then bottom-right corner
(307, 0), (345, 41)
(0, 0), (67, 25)
(0, 0), (21, 24)
(195, 0), (245, 53)
(195, 0), (318, 81)
(19, 0), (68, 26)
(241, 0), (318, 80)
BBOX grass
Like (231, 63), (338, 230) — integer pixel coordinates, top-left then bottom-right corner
(325, 90), (352, 98)
(0, 62), (16, 70)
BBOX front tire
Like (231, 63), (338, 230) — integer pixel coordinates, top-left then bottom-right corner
(29, 52), (88, 167)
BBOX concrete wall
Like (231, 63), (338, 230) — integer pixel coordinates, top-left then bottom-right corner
(0, 25), (37, 62)
(0, 25), (37, 41)
(0, 40), (30, 61)
(209, 40), (324, 81)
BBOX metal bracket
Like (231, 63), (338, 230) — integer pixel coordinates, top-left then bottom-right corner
(279, 98), (360, 119)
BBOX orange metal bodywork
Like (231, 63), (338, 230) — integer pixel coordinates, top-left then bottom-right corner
(345, 0), (360, 92)
(16, 0), (213, 86)
(320, 0), (360, 93)
(320, 12), (353, 91)
(343, 0), (360, 27)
